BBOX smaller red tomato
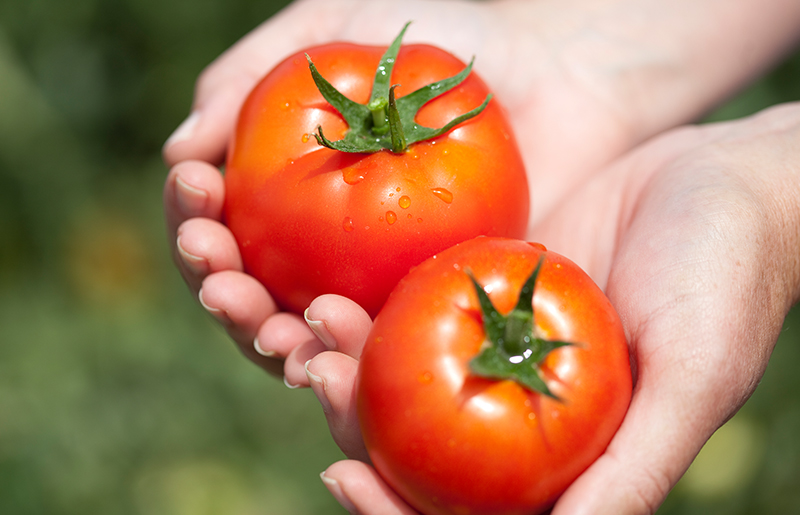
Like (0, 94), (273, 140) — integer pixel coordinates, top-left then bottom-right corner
(357, 237), (632, 515)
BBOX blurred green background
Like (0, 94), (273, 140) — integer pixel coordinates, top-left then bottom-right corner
(0, 0), (798, 514)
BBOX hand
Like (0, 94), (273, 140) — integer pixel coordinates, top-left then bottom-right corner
(162, 0), (799, 381)
(307, 102), (800, 514)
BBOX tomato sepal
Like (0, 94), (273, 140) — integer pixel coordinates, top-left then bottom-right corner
(468, 256), (573, 399)
(307, 22), (492, 154)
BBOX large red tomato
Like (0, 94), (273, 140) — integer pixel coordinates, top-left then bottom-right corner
(224, 27), (529, 318)
(357, 237), (632, 515)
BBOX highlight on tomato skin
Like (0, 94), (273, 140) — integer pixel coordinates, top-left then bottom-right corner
(223, 25), (529, 319)
(357, 237), (632, 515)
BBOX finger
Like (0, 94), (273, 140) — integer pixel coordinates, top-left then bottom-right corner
(550, 381), (710, 515)
(306, 351), (367, 461)
(175, 218), (243, 294)
(164, 160), (225, 236)
(281, 294), (372, 388)
(255, 312), (312, 358)
(165, 160), (229, 292)
(282, 337), (327, 389)
(305, 295), (373, 358)
(322, 460), (420, 515)
(198, 270), (280, 370)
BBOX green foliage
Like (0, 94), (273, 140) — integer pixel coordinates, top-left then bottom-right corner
(0, 0), (798, 513)
(0, 0), (346, 513)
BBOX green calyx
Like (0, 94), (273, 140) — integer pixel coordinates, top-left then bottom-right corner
(469, 256), (573, 399)
(306, 22), (491, 154)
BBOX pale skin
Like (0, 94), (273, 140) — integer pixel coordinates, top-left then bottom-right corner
(163, 0), (800, 513)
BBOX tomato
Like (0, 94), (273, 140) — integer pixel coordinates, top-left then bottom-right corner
(357, 237), (632, 515)
(224, 27), (529, 318)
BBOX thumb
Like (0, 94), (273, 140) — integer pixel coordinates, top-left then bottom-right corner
(551, 383), (713, 515)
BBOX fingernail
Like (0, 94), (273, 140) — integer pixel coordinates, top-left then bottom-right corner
(165, 111), (200, 149)
(306, 360), (332, 413)
(176, 235), (208, 275)
(305, 309), (337, 350)
(253, 337), (277, 357)
(175, 174), (209, 215)
(284, 376), (301, 389)
(320, 471), (358, 513)
(198, 288), (232, 326)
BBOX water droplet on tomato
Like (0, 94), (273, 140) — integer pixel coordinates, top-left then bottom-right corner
(280, 101), (291, 110)
(342, 217), (354, 232)
(343, 169), (365, 185)
(398, 195), (411, 209)
(386, 211), (397, 225)
(301, 133), (310, 143)
(431, 188), (453, 204)
(417, 217), (423, 223)
(418, 371), (434, 384)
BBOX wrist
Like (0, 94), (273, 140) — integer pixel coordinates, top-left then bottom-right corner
(497, 0), (800, 142)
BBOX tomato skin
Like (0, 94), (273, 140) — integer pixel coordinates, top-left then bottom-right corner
(357, 237), (632, 515)
(224, 43), (529, 318)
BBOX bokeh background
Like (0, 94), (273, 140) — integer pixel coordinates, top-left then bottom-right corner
(0, 0), (798, 513)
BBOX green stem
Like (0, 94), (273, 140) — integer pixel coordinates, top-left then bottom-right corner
(368, 97), (389, 135)
(306, 22), (491, 154)
(468, 256), (573, 399)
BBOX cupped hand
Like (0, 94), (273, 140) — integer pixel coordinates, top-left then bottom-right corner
(163, 0), (799, 387)
(307, 103), (800, 514)
(164, 0), (783, 381)
(163, 0), (638, 382)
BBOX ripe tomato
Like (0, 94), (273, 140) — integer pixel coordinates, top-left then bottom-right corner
(357, 237), (632, 515)
(224, 28), (529, 318)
